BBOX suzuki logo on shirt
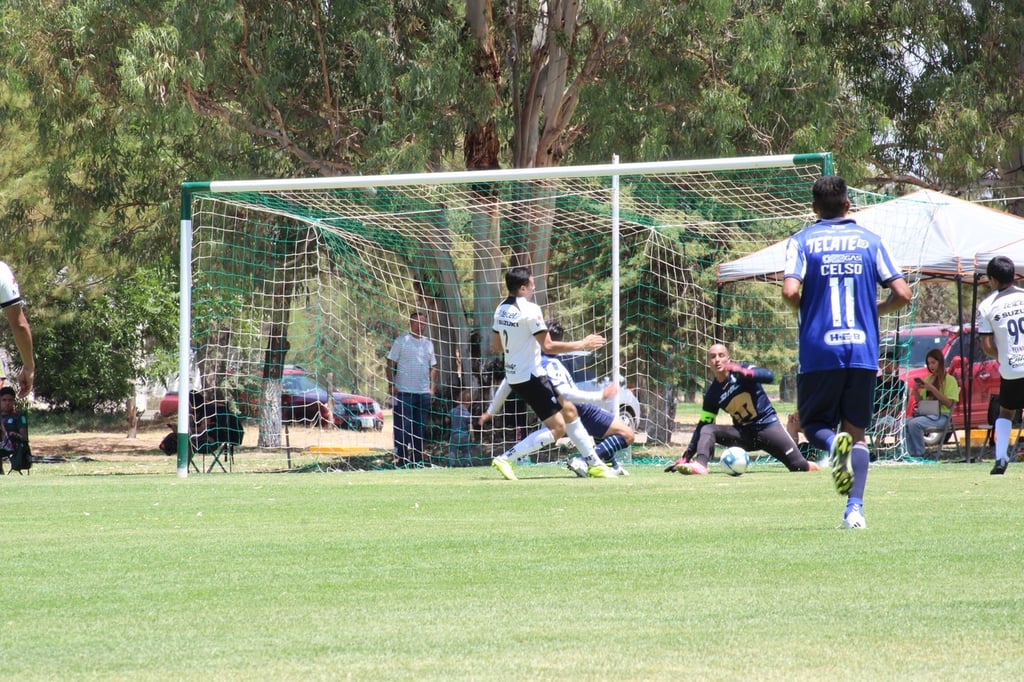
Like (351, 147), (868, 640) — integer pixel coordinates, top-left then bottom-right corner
(824, 329), (866, 345)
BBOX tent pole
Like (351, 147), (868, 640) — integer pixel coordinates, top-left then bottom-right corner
(967, 273), (981, 461)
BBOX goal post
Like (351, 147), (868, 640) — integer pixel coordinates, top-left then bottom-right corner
(176, 152), (943, 477)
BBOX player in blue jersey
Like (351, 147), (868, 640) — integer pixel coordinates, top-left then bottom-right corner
(665, 343), (818, 475)
(782, 175), (911, 529)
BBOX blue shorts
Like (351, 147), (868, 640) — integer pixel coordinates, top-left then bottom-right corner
(577, 403), (614, 439)
(797, 368), (876, 430)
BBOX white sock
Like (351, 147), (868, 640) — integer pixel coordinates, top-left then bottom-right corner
(995, 417), (1012, 461)
(503, 427), (555, 462)
(564, 418), (600, 465)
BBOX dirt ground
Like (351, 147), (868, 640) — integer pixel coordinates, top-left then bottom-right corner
(28, 416), (397, 462)
(22, 409), (671, 466)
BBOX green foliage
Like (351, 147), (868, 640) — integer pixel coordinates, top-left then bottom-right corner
(30, 268), (178, 410)
(4, 0), (1024, 421)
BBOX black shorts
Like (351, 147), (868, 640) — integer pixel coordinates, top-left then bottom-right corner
(999, 377), (1024, 411)
(509, 375), (562, 422)
(797, 368), (876, 430)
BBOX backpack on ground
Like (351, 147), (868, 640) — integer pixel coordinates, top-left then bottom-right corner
(8, 433), (31, 473)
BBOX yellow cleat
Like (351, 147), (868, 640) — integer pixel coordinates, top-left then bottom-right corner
(830, 432), (854, 495)
(491, 457), (517, 481)
(587, 463), (615, 478)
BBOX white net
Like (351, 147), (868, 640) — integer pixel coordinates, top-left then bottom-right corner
(181, 155), (949, 472)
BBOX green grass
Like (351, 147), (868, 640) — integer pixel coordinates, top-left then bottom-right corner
(3, 462), (1023, 680)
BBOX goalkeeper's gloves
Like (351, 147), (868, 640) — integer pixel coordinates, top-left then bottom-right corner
(664, 450), (696, 472)
(726, 362), (753, 378)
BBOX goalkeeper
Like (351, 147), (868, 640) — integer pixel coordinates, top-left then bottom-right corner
(666, 343), (818, 475)
(480, 321), (633, 479)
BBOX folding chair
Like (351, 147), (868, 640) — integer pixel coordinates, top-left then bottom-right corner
(923, 415), (961, 460)
(189, 406), (244, 473)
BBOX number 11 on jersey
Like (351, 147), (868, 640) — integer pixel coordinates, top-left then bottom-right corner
(829, 276), (855, 328)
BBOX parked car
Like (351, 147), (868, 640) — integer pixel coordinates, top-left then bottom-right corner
(159, 365), (384, 431)
(332, 391), (384, 431)
(884, 324), (999, 430)
(882, 323), (958, 369)
(158, 391), (179, 418)
(556, 350), (643, 431)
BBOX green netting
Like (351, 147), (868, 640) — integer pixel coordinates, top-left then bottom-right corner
(183, 155), (946, 468)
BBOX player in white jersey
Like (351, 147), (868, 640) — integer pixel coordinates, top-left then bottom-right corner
(490, 267), (613, 479)
(0, 261), (33, 397)
(976, 256), (1024, 474)
(481, 322), (633, 477)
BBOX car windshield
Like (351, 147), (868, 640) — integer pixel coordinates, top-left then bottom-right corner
(283, 374), (322, 392)
(944, 333), (989, 365)
(883, 331), (950, 368)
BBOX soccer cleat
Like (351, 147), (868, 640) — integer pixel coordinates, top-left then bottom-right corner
(587, 463), (615, 478)
(676, 461), (708, 475)
(807, 461), (820, 471)
(830, 432), (854, 495)
(664, 455), (690, 473)
(491, 457), (517, 481)
(610, 461), (630, 476)
(841, 504), (867, 529)
(991, 459), (1009, 475)
(567, 456), (589, 478)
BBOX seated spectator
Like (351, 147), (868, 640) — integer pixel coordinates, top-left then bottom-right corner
(0, 385), (27, 451)
(0, 385), (29, 473)
(905, 348), (959, 457)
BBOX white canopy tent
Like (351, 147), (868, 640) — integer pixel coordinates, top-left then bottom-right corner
(717, 189), (1024, 284)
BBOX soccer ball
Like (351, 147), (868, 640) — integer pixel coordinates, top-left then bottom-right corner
(720, 446), (749, 476)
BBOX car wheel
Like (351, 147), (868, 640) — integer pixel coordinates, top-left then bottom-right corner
(619, 407), (638, 432)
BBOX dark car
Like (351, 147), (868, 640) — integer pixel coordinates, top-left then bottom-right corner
(279, 372), (335, 424)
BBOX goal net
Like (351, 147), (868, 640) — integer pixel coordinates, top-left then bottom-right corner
(176, 153), (934, 476)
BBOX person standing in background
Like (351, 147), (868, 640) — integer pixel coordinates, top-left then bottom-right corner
(387, 311), (437, 467)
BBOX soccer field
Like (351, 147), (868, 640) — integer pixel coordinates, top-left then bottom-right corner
(3, 463), (1022, 680)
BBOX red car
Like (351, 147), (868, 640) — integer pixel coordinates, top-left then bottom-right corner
(887, 324), (999, 429)
(159, 365), (384, 431)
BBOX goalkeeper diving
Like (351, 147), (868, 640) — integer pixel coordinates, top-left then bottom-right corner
(666, 343), (819, 475)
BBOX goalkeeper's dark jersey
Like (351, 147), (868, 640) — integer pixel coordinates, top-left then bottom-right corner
(699, 364), (779, 430)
